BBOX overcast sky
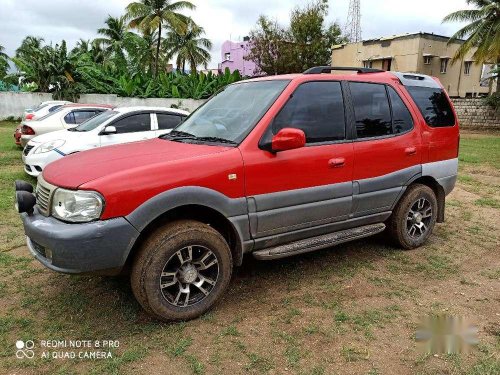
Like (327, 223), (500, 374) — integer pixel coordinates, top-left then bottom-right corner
(0, 0), (471, 69)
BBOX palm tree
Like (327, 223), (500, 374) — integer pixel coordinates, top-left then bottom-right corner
(443, 0), (500, 91)
(125, 0), (195, 77)
(95, 15), (133, 69)
(163, 19), (212, 73)
(0, 43), (9, 79)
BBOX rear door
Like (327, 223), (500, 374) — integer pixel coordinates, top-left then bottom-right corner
(349, 81), (421, 217)
(242, 80), (354, 244)
(155, 112), (186, 137)
(99, 112), (155, 147)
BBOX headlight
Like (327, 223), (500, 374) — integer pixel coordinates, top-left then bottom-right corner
(34, 139), (66, 154)
(51, 188), (104, 222)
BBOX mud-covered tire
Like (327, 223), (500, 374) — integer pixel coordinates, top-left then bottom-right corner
(130, 220), (233, 321)
(388, 184), (438, 250)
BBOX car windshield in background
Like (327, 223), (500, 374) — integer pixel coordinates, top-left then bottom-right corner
(171, 80), (290, 144)
(73, 111), (118, 132)
(36, 106), (65, 121)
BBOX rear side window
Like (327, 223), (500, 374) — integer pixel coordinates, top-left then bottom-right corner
(350, 82), (392, 138)
(112, 113), (151, 134)
(273, 81), (346, 143)
(157, 113), (184, 130)
(65, 110), (100, 125)
(387, 87), (414, 133)
(48, 105), (62, 113)
(406, 87), (455, 127)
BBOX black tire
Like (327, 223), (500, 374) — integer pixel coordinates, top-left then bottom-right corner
(131, 220), (233, 321)
(388, 184), (438, 250)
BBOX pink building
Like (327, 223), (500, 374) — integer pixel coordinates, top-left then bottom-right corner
(218, 37), (257, 77)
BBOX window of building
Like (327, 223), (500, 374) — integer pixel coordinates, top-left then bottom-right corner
(440, 58), (449, 73)
(406, 87), (456, 127)
(464, 61), (472, 75)
(272, 81), (346, 143)
(387, 87), (413, 133)
(350, 82), (392, 138)
(157, 113), (185, 130)
(363, 61), (373, 69)
(224, 52), (231, 61)
(111, 113), (151, 133)
(424, 56), (432, 65)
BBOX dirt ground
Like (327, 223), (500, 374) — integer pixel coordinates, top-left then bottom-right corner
(0, 128), (498, 375)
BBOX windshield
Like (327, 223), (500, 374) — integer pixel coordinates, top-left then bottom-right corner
(173, 80), (290, 144)
(36, 106), (65, 121)
(73, 110), (118, 132)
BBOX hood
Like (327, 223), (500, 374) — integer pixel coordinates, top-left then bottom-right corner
(29, 129), (70, 145)
(43, 138), (231, 189)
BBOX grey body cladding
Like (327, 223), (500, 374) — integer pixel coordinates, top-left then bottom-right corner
(126, 158), (458, 259)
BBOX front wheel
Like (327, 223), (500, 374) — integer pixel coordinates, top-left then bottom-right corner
(131, 220), (233, 321)
(388, 184), (438, 249)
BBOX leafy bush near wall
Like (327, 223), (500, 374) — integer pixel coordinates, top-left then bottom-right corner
(482, 93), (500, 111)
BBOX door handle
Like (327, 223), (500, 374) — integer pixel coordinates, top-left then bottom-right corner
(405, 147), (417, 156)
(328, 157), (345, 168)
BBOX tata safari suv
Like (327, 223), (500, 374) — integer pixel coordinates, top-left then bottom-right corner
(16, 66), (459, 321)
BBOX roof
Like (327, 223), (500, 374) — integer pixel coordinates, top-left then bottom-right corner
(61, 103), (114, 109)
(333, 32), (465, 49)
(114, 106), (190, 115)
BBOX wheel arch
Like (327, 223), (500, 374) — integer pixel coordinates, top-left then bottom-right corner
(407, 176), (446, 223)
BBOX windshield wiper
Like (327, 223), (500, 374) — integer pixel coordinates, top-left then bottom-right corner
(162, 130), (197, 139)
(193, 136), (237, 145)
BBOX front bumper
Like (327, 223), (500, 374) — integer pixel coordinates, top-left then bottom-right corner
(21, 207), (140, 274)
(22, 148), (61, 177)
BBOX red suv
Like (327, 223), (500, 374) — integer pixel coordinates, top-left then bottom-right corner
(16, 67), (459, 321)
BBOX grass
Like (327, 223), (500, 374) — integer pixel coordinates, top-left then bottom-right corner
(0, 123), (498, 375)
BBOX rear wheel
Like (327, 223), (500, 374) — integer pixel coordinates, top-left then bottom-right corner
(131, 220), (233, 321)
(388, 184), (437, 249)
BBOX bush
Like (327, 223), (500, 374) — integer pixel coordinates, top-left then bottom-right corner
(482, 92), (500, 111)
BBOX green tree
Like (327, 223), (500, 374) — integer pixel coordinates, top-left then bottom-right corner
(443, 0), (500, 91)
(95, 15), (134, 69)
(247, 0), (346, 75)
(0, 43), (9, 79)
(163, 19), (212, 72)
(125, 0), (195, 77)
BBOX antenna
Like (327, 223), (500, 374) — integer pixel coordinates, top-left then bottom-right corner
(345, 0), (362, 43)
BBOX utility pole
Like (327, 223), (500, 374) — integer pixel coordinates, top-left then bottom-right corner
(345, 0), (362, 43)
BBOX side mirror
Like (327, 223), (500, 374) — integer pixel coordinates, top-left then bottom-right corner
(100, 125), (116, 135)
(269, 128), (306, 152)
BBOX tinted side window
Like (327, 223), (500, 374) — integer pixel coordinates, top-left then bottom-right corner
(273, 81), (346, 143)
(48, 105), (62, 113)
(157, 113), (183, 130)
(406, 87), (455, 127)
(388, 87), (413, 133)
(64, 112), (76, 124)
(112, 114), (151, 134)
(350, 82), (392, 138)
(73, 110), (100, 124)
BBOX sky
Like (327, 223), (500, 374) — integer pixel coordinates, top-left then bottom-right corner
(0, 0), (471, 69)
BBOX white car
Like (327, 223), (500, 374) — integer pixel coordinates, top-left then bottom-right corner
(22, 106), (189, 177)
(20, 104), (113, 147)
(23, 100), (72, 121)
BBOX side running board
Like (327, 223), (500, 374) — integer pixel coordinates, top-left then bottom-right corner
(252, 223), (386, 260)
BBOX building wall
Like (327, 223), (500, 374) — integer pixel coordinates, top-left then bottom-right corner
(331, 34), (492, 97)
(0, 92), (206, 119)
(219, 40), (256, 77)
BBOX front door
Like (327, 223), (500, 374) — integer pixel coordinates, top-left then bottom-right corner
(100, 113), (155, 147)
(348, 82), (422, 217)
(242, 81), (354, 246)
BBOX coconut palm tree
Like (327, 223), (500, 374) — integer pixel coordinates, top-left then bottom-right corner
(163, 19), (212, 73)
(125, 0), (195, 77)
(443, 0), (500, 91)
(95, 15), (134, 69)
(0, 43), (9, 79)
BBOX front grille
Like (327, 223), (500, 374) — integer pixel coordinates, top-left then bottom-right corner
(30, 239), (46, 258)
(23, 145), (34, 156)
(35, 176), (55, 216)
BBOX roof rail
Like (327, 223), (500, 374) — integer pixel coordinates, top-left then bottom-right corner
(303, 66), (384, 74)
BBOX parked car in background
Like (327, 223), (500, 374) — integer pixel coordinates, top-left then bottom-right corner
(20, 104), (113, 147)
(22, 107), (189, 177)
(23, 100), (72, 121)
(14, 101), (72, 146)
(16, 67), (459, 321)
